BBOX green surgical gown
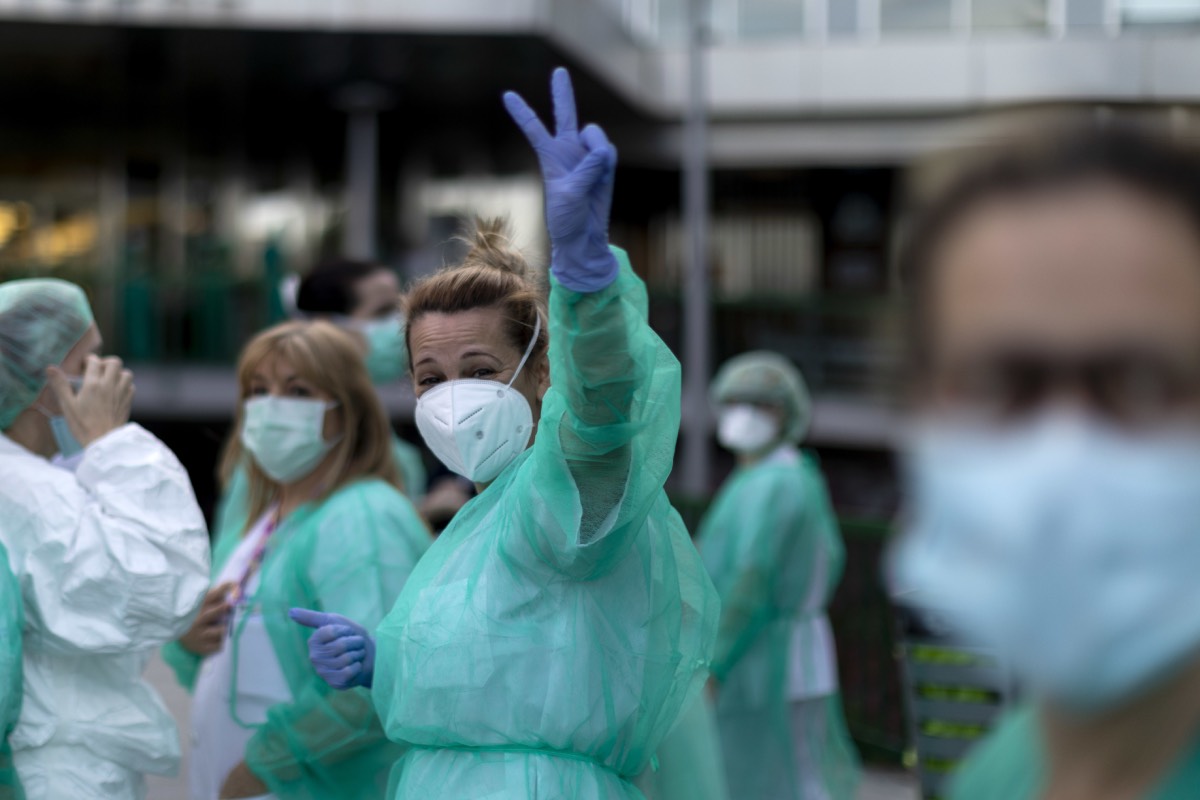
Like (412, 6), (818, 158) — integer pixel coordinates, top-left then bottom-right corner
(371, 248), (720, 800)
(951, 705), (1200, 800)
(637, 694), (728, 800)
(0, 541), (23, 800)
(698, 448), (860, 800)
(168, 479), (429, 799)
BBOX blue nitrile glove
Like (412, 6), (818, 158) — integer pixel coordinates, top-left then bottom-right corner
(503, 67), (619, 293)
(289, 607), (375, 690)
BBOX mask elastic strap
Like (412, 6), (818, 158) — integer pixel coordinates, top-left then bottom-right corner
(505, 314), (543, 389)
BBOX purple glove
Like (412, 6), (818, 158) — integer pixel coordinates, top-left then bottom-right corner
(503, 67), (619, 293)
(289, 607), (375, 690)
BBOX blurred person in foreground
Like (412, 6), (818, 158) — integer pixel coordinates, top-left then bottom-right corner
(292, 68), (718, 800)
(698, 352), (860, 800)
(889, 125), (1200, 800)
(172, 321), (429, 799)
(0, 279), (210, 798)
(213, 259), (429, 559)
(0, 541), (23, 800)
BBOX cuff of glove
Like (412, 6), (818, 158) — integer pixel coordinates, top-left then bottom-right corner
(550, 246), (620, 294)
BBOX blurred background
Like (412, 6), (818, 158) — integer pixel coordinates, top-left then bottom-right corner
(2, 0), (1200, 795)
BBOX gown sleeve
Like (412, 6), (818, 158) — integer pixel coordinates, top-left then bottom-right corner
(7, 424), (210, 656)
(244, 482), (429, 795)
(519, 246), (682, 579)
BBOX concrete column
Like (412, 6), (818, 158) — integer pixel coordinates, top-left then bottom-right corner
(337, 83), (393, 261)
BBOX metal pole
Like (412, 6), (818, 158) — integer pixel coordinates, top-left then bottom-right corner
(681, 0), (712, 498)
(344, 109), (379, 261)
(337, 83), (392, 262)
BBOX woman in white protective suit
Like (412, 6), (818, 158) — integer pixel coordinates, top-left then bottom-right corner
(0, 278), (211, 799)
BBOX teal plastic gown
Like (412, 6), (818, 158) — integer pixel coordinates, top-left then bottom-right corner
(0, 541), (23, 800)
(951, 705), (1200, 800)
(636, 694), (728, 800)
(698, 448), (860, 800)
(372, 249), (720, 800)
(166, 479), (430, 799)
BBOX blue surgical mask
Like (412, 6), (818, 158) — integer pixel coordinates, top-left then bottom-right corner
(37, 375), (85, 458)
(890, 412), (1200, 712)
(47, 415), (84, 459)
(360, 315), (408, 385)
(241, 396), (339, 484)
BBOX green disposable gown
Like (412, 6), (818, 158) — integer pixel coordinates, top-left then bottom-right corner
(636, 694), (728, 800)
(390, 435), (428, 503)
(951, 705), (1200, 800)
(167, 479), (429, 798)
(698, 447), (860, 800)
(372, 249), (720, 800)
(0, 541), (23, 800)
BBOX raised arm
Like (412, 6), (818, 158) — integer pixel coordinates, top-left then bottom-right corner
(505, 69), (681, 577)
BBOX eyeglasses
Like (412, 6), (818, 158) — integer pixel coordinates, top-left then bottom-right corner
(933, 348), (1200, 427)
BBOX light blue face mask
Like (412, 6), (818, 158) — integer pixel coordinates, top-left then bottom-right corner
(359, 315), (408, 385)
(37, 375), (85, 458)
(890, 412), (1200, 713)
(47, 415), (84, 459)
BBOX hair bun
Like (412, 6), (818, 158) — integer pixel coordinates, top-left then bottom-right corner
(460, 217), (530, 278)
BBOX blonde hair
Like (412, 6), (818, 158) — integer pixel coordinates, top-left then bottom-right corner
(219, 320), (402, 531)
(404, 217), (548, 367)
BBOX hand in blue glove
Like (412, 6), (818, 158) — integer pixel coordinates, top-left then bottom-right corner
(289, 608), (375, 690)
(504, 67), (619, 293)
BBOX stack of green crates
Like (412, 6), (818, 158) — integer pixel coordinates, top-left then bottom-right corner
(895, 603), (1018, 800)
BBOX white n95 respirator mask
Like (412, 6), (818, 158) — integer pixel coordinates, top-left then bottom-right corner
(241, 396), (339, 483)
(717, 404), (781, 454)
(415, 316), (541, 484)
(890, 413), (1200, 713)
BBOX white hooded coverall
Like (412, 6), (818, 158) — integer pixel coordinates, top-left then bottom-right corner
(0, 423), (210, 799)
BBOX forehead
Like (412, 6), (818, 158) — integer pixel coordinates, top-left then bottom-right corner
(353, 270), (400, 302)
(250, 350), (300, 380)
(929, 182), (1200, 360)
(409, 308), (516, 361)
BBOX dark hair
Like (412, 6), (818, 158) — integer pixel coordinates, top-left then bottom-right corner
(296, 259), (387, 316)
(403, 218), (547, 368)
(900, 123), (1200, 375)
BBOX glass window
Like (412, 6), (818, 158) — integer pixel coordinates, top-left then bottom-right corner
(881, 0), (954, 32)
(736, 0), (806, 38)
(1122, 0), (1200, 24)
(829, 1), (859, 35)
(972, 0), (1049, 30)
(1066, 0), (1106, 27)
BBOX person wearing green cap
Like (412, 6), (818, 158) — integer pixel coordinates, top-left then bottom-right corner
(698, 351), (860, 800)
(0, 540), (24, 800)
(0, 278), (210, 799)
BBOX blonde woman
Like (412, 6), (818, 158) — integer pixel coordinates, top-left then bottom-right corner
(294, 69), (719, 800)
(182, 321), (429, 800)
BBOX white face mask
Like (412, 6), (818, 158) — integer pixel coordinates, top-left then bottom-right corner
(717, 404), (781, 454)
(415, 316), (541, 484)
(890, 412), (1200, 712)
(241, 396), (339, 483)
